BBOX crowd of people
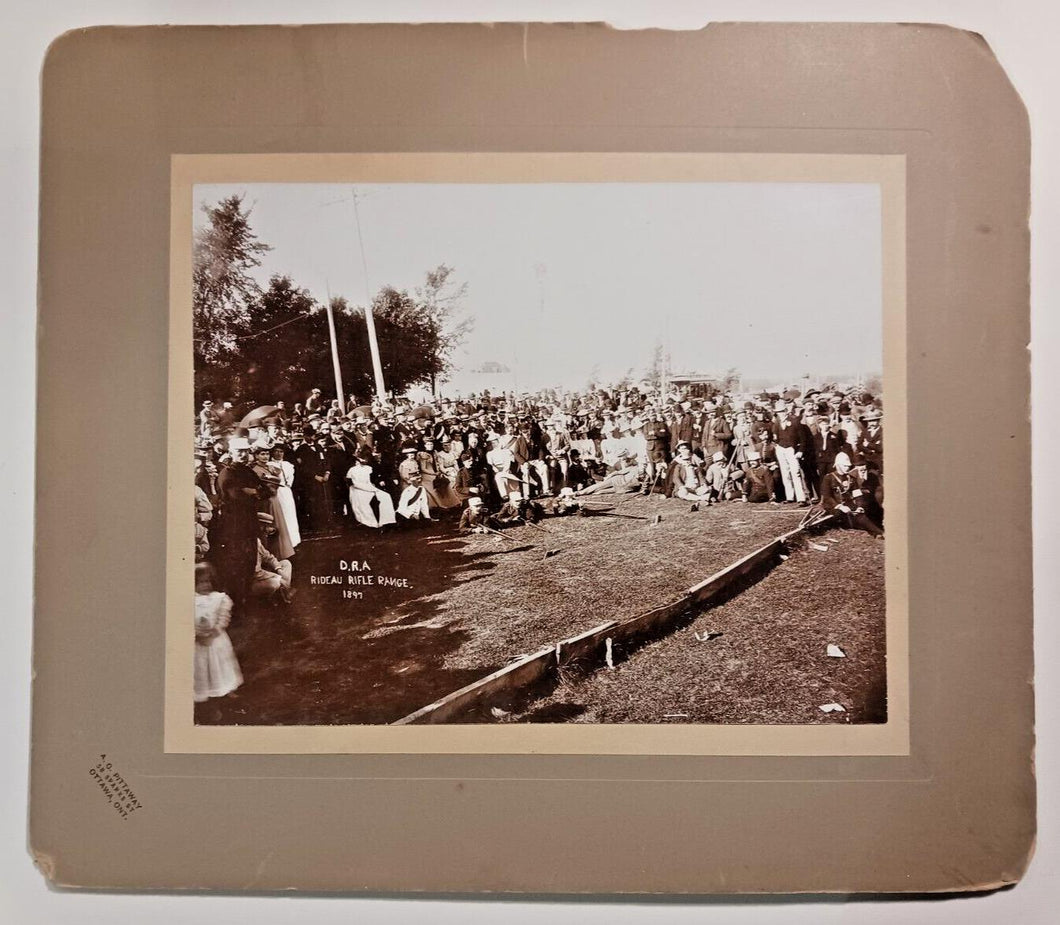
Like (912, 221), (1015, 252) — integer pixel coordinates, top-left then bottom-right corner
(192, 380), (885, 628)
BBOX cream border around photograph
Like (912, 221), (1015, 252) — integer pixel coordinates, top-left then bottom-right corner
(165, 152), (908, 756)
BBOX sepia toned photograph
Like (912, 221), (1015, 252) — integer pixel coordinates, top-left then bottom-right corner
(182, 164), (894, 732)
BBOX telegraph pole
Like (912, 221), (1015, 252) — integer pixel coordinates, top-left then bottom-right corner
(324, 283), (345, 414)
(352, 188), (388, 403)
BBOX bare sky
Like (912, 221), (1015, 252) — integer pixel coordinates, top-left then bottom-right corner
(194, 181), (882, 393)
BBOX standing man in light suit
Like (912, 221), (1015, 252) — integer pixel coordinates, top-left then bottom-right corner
(770, 400), (810, 504)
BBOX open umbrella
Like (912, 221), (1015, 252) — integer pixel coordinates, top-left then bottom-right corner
(352, 404), (374, 417)
(238, 405), (280, 428)
(411, 404), (435, 420)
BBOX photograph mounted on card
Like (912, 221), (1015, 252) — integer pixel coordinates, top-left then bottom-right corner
(32, 23), (1033, 892)
(166, 151), (909, 756)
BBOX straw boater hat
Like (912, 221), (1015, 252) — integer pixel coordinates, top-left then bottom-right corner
(746, 450), (762, 461)
(468, 496), (484, 508)
(712, 451), (725, 462)
(227, 437), (251, 452)
(559, 487), (575, 499)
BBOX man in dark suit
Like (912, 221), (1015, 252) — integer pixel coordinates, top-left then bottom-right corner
(820, 452), (884, 537)
(700, 402), (733, 460)
(325, 435), (352, 524)
(741, 450), (777, 503)
(642, 412), (672, 495)
(298, 434), (334, 533)
(808, 415), (848, 495)
(857, 408), (884, 475)
(669, 401), (697, 455)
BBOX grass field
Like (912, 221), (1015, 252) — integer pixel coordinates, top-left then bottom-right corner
(513, 528), (887, 724)
(198, 496), (877, 726)
(384, 497), (809, 672)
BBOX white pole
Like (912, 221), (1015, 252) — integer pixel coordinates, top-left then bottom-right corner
(324, 296), (346, 414)
(352, 189), (387, 403)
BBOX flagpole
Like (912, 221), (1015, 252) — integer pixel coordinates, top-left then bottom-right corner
(324, 283), (345, 414)
(352, 189), (388, 403)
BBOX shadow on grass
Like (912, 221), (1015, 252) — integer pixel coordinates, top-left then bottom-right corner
(195, 520), (511, 726)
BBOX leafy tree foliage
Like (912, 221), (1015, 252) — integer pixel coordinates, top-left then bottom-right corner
(414, 265), (474, 390)
(193, 195), (472, 409)
(192, 195), (271, 363)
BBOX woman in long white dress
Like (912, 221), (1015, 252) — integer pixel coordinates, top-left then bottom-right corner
(268, 445), (301, 548)
(346, 455), (397, 528)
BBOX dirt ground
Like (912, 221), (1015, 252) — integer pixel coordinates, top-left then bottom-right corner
(195, 496), (808, 725)
(515, 529), (887, 725)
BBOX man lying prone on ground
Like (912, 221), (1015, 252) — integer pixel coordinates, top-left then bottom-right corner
(458, 495), (499, 534)
(495, 490), (546, 526)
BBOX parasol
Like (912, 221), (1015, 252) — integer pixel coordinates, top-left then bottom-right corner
(411, 404), (435, 420)
(238, 405), (280, 428)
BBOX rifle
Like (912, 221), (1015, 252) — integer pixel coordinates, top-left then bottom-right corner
(578, 505), (648, 521)
(477, 524), (516, 543)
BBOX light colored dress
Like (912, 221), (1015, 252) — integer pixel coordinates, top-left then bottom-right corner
(268, 459), (301, 548)
(416, 450), (461, 510)
(194, 591), (242, 702)
(253, 462), (295, 560)
(486, 445), (519, 499)
(346, 463), (397, 527)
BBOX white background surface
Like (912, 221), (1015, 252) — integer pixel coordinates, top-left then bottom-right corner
(1, 2), (1055, 922)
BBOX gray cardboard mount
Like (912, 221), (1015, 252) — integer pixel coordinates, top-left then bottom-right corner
(31, 23), (1033, 893)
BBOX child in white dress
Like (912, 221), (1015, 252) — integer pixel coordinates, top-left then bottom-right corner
(194, 563), (243, 703)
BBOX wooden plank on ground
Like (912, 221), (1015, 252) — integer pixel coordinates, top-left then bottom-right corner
(554, 620), (618, 670)
(394, 517), (829, 723)
(686, 539), (783, 604)
(392, 646), (556, 725)
(606, 597), (695, 658)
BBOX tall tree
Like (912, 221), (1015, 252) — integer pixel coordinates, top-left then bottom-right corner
(238, 275), (321, 404)
(192, 194), (271, 363)
(414, 264), (474, 392)
(644, 341), (664, 388)
(357, 285), (442, 396)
